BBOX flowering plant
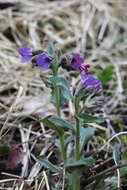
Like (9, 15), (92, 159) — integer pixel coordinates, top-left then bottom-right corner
(19, 42), (103, 190)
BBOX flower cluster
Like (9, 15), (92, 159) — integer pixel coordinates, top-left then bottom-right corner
(18, 46), (102, 92)
(70, 54), (102, 92)
(18, 46), (52, 70)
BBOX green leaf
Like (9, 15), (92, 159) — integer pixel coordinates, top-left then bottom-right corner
(60, 87), (73, 101)
(80, 127), (95, 152)
(41, 115), (75, 134)
(40, 116), (64, 135)
(41, 75), (73, 105)
(65, 157), (94, 172)
(78, 113), (104, 123)
(46, 41), (55, 55)
(49, 76), (73, 102)
(39, 157), (61, 173)
(97, 66), (114, 85)
(50, 116), (75, 132)
(113, 144), (121, 164)
(0, 145), (10, 156)
(49, 75), (69, 88)
(104, 177), (117, 189)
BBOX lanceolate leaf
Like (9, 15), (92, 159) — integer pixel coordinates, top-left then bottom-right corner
(60, 86), (73, 101)
(49, 76), (73, 101)
(80, 127), (95, 152)
(50, 116), (75, 132)
(113, 144), (121, 164)
(41, 116), (64, 135)
(49, 75), (69, 88)
(78, 113), (104, 123)
(41, 75), (73, 105)
(39, 157), (61, 173)
(65, 157), (94, 172)
(41, 115), (75, 134)
(46, 41), (55, 55)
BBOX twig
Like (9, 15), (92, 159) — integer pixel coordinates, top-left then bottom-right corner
(99, 131), (127, 151)
(85, 162), (127, 186)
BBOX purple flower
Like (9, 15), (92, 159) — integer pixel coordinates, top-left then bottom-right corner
(18, 46), (33, 62)
(71, 54), (84, 70)
(35, 53), (52, 70)
(81, 71), (102, 92)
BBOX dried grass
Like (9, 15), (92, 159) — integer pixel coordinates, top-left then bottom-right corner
(0, 0), (127, 189)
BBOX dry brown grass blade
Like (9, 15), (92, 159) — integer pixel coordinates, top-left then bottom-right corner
(0, 0), (127, 189)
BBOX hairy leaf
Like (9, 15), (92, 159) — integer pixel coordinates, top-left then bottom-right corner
(46, 41), (55, 55)
(80, 127), (95, 152)
(65, 157), (94, 172)
(41, 115), (75, 134)
(113, 144), (121, 164)
(39, 157), (61, 173)
(40, 115), (64, 135)
(78, 113), (104, 123)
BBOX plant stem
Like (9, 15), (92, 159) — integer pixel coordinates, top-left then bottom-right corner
(54, 84), (61, 117)
(75, 117), (80, 161)
(60, 134), (67, 163)
(72, 171), (80, 190)
(74, 97), (81, 161)
(72, 97), (81, 190)
(53, 69), (66, 164)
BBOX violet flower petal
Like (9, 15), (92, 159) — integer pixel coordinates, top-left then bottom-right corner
(18, 46), (33, 62)
(81, 71), (102, 92)
(36, 53), (52, 70)
(71, 54), (84, 70)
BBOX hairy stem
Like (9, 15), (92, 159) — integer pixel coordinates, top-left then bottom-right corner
(72, 97), (81, 190)
(53, 70), (66, 164)
(75, 117), (80, 160)
(74, 97), (81, 161)
(54, 84), (61, 117)
(59, 134), (67, 163)
(72, 171), (80, 190)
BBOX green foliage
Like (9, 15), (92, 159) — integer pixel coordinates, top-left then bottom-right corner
(39, 157), (61, 173)
(47, 41), (55, 55)
(0, 145), (10, 156)
(41, 75), (73, 105)
(41, 115), (75, 135)
(65, 157), (94, 172)
(78, 113), (104, 123)
(104, 177), (118, 189)
(50, 116), (75, 131)
(40, 115), (64, 135)
(49, 75), (73, 103)
(113, 144), (121, 164)
(97, 66), (114, 85)
(80, 127), (95, 153)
